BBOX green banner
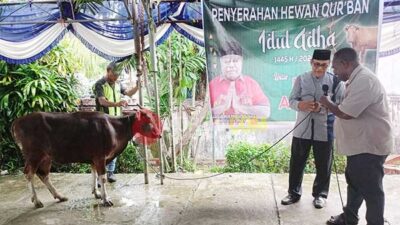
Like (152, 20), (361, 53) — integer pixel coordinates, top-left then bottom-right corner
(204, 0), (382, 124)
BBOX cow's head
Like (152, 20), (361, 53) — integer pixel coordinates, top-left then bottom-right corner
(131, 108), (162, 145)
(344, 24), (359, 43)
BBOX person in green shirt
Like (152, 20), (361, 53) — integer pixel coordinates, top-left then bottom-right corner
(93, 61), (140, 183)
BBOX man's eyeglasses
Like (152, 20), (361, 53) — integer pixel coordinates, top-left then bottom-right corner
(312, 62), (329, 68)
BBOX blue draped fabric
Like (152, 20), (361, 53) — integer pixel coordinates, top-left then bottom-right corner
(0, 0), (399, 64)
(169, 2), (204, 47)
(0, 3), (60, 41)
(172, 2), (202, 28)
(0, 0), (181, 63)
(74, 1), (180, 40)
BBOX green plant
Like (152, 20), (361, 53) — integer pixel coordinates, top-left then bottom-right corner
(331, 151), (346, 174)
(177, 157), (196, 172)
(120, 31), (206, 117)
(209, 165), (224, 173)
(116, 142), (144, 173)
(31, 143), (143, 174)
(51, 163), (91, 173)
(157, 32), (206, 104)
(0, 51), (79, 172)
(223, 141), (346, 173)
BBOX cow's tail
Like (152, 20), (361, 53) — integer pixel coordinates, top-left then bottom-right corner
(10, 120), (16, 141)
(10, 119), (22, 150)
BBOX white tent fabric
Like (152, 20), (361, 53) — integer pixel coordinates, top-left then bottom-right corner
(380, 21), (400, 57)
(172, 19), (204, 46)
(72, 23), (173, 58)
(378, 21), (400, 95)
(0, 24), (67, 63)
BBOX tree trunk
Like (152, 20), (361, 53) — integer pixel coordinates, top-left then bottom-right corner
(174, 89), (210, 155)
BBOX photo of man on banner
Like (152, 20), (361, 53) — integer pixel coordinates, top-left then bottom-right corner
(209, 39), (271, 122)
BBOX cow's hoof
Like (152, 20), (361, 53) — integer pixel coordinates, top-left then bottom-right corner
(34, 200), (44, 208)
(93, 191), (101, 199)
(102, 200), (114, 207)
(57, 196), (68, 202)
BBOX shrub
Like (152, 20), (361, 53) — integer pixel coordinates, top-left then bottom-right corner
(223, 141), (346, 173)
(0, 62), (79, 172)
(116, 143), (143, 173)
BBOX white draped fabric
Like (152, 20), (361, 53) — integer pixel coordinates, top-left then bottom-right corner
(72, 23), (173, 59)
(378, 21), (400, 95)
(380, 21), (400, 57)
(172, 20), (204, 46)
(0, 24), (67, 63)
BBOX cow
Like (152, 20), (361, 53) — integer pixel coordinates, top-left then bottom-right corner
(11, 109), (161, 208)
(344, 24), (378, 63)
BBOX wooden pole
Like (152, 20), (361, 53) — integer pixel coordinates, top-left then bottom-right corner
(144, 0), (164, 185)
(168, 38), (177, 172)
(131, 0), (149, 184)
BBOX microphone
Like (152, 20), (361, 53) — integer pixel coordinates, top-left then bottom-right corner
(322, 84), (329, 96)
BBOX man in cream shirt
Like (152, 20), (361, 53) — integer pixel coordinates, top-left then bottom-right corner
(320, 47), (393, 225)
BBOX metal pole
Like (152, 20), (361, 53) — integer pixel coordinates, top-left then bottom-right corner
(0, 18), (132, 25)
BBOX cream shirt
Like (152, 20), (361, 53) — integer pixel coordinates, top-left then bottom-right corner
(335, 65), (393, 156)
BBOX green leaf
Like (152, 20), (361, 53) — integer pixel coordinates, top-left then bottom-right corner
(31, 86), (36, 96)
(0, 94), (9, 108)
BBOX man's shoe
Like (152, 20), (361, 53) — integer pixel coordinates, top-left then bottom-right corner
(281, 194), (300, 205)
(107, 172), (117, 183)
(313, 196), (326, 209)
(327, 214), (357, 225)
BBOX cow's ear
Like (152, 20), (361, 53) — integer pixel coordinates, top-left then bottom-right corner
(345, 25), (349, 31)
(135, 110), (141, 120)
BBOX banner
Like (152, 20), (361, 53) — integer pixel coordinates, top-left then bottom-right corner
(203, 0), (382, 124)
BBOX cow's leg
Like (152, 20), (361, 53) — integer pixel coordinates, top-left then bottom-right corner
(24, 162), (43, 208)
(36, 157), (68, 202)
(91, 165), (101, 199)
(94, 160), (113, 206)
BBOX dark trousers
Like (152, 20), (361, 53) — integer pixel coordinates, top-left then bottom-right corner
(288, 137), (333, 198)
(343, 153), (387, 225)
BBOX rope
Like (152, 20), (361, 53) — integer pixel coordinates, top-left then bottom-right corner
(134, 113), (312, 181)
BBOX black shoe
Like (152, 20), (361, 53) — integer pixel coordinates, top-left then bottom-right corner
(281, 194), (300, 205)
(107, 172), (117, 183)
(313, 196), (326, 209)
(327, 214), (357, 225)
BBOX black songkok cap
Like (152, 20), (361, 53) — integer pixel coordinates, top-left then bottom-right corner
(312, 49), (331, 60)
(218, 40), (242, 56)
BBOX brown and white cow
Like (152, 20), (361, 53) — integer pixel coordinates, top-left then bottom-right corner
(344, 24), (378, 63)
(11, 109), (161, 208)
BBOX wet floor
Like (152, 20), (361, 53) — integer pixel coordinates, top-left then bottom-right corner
(0, 173), (399, 225)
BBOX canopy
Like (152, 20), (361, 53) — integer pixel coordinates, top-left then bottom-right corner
(0, 0), (202, 64)
(0, 0), (399, 64)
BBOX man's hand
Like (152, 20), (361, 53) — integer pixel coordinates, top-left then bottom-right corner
(312, 102), (321, 112)
(124, 80), (140, 97)
(212, 82), (235, 115)
(116, 100), (128, 107)
(298, 100), (319, 112)
(319, 96), (330, 107)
